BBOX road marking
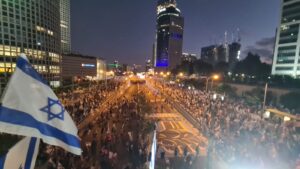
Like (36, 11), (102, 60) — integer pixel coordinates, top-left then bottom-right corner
(170, 121), (175, 129)
(159, 121), (166, 131)
(179, 122), (187, 131)
(174, 121), (181, 129)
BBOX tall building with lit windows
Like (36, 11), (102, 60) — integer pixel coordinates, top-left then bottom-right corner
(60, 0), (71, 54)
(0, 0), (62, 94)
(154, 0), (184, 70)
(272, 0), (300, 78)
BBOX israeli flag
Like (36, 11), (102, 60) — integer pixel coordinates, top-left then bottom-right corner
(0, 137), (40, 169)
(0, 54), (82, 155)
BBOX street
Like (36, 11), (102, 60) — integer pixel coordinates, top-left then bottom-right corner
(145, 81), (208, 169)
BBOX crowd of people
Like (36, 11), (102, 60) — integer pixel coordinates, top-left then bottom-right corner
(35, 80), (154, 169)
(152, 79), (300, 169)
(2, 76), (300, 168)
(58, 80), (123, 125)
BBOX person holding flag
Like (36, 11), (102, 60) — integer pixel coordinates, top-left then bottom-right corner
(0, 54), (82, 155)
(0, 137), (40, 169)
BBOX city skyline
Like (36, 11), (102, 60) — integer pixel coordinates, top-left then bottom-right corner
(71, 0), (280, 65)
(0, 1), (300, 169)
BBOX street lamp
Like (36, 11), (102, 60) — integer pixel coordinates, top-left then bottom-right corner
(205, 74), (219, 92)
(213, 75), (219, 80)
(179, 72), (184, 77)
(263, 83), (268, 110)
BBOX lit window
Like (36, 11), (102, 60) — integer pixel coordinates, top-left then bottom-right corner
(4, 51), (11, 56)
(0, 68), (5, 73)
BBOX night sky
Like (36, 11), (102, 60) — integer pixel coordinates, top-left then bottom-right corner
(71, 0), (280, 65)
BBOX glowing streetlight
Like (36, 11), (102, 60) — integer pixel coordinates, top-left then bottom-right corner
(167, 72), (171, 76)
(206, 74), (220, 92)
(213, 74), (219, 80)
(179, 72), (184, 77)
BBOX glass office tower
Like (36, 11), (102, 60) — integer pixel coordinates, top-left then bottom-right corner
(272, 0), (300, 78)
(0, 0), (62, 94)
(155, 0), (184, 70)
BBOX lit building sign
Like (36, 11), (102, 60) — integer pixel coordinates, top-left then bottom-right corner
(81, 63), (95, 68)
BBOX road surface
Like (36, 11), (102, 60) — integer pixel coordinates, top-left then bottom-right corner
(145, 83), (208, 169)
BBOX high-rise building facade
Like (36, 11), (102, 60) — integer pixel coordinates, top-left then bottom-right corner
(229, 42), (241, 64)
(182, 52), (197, 63)
(272, 0), (300, 78)
(201, 42), (241, 68)
(0, 0), (62, 94)
(60, 0), (71, 54)
(201, 45), (218, 65)
(154, 0), (184, 70)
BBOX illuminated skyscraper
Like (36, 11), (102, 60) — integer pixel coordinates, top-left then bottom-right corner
(157, 0), (177, 14)
(154, 0), (184, 70)
(272, 0), (300, 78)
(0, 0), (62, 94)
(60, 0), (71, 54)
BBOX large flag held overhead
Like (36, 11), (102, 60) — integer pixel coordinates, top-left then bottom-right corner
(0, 54), (82, 155)
(0, 137), (40, 169)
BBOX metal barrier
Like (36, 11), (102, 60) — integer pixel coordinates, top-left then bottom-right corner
(169, 100), (201, 130)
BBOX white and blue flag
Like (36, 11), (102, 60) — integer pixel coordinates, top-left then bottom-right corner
(0, 54), (82, 155)
(0, 137), (40, 169)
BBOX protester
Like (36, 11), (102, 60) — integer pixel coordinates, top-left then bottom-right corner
(152, 79), (300, 169)
(35, 80), (153, 169)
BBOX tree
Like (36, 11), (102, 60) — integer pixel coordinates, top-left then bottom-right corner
(271, 75), (300, 88)
(243, 87), (264, 106)
(233, 52), (271, 78)
(280, 92), (300, 113)
(172, 61), (194, 75)
(216, 84), (236, 97)
(214, 61), (229, 74)
(193, 60), (213, 75)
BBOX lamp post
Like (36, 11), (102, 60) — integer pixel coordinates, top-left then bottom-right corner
(205, 74), (219, 92)
(263, 83), (268, 110)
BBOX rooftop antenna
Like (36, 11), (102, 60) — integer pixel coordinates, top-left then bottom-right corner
(224, 31), (228, 45)
(237, 28), (241, 42)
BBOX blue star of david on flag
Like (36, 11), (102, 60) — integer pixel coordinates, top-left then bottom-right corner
(40, 97), (65, 121)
